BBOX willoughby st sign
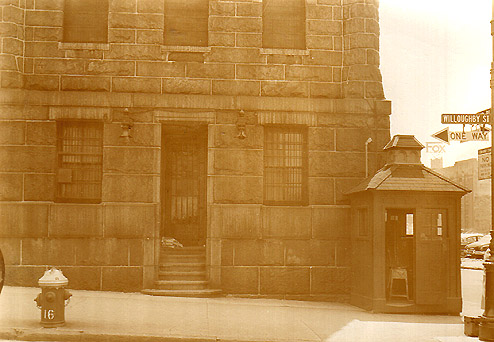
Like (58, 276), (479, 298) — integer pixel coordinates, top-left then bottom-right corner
(441, 113), (490, 124)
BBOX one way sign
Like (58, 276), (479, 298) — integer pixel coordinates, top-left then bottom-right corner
(432, 127), (490, 143)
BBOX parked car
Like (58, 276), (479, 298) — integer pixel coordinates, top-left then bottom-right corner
(465, 234), (491, 259)
(461, 233), (484, 256)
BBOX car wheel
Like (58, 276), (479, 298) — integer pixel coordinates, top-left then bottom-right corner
(0, 248), (4, 294)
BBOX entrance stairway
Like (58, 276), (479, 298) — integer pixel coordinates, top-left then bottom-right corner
(142, 246), (221, 297)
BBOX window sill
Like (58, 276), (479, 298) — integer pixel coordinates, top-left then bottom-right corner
(161, 45), (211, 53)
(59, 42), (110, 50)
(260, 48), (309, 55)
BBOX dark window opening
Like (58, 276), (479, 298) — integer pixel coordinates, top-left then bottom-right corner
(262, 0), (305, 49)
(164, 0), (209, 46)
(63, 0), (109, 43)
(264, 126), (308, 205)
(56, 121), (103, 203)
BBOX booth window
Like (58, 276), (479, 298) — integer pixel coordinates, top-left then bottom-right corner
(164, 0), (209, 46)
(358, 208), (368, 237)
(405, 213), (414, 236)
(56, 121), (103, 203)
(264, 126), (307, 205)
(63, 0), (109, 43)
(262, 0), (306, 49)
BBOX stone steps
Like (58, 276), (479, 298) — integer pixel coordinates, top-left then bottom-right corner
(141, 288), (222, 298)
(158, 271), (206, 281)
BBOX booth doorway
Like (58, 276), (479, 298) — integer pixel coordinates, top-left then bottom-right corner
(385, 209), (415, 303)
(161, 124), (207, 247)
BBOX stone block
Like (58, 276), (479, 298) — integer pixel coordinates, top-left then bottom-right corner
(137, 61), (185, 77)
(366, 18), (379, 35)
(312, 207), (350, 239)
(262, 207), (311, 239)
(309, 151), (364, 177)
(214, 125), (263, 149)
(0, 146), (55, 172)
(128, 239), (144, 265)
(186, 63), (235, 79)
(261, 81), (308, 97)
(102, 174), (156, 203)
(58, 266), (101, 290)
(234, 239), (284, 266)
(1, 71), (23, 88)
(0, 173), (22, 201)
(105, 44), (161, 60)
(236, 65), (283, 80)
(311, 267), (350, 294)
(209, 32), (235, 47)
(307, 20), (341, 35)
(209, 2), (235, 16)
(22, 238), (77, 266)
(307, 5), (332, 19)
(65, 50), (105, 59)
(102, 267), (143, 292)
(0, 105), (49, 121)
(109, 29), (136, 43)
(25, 10), (63, 27)
(236, 2), (262, 16)
(0, 55), (18, 71)
(25, 121), (54, 145)
(162, 78), (211, 95)
(306, 36), (333, 50)
(336, 241), (351, 267)
(35, 0), (64, 10)
(236, 33), (261, 47)
(137, 0), (163, 13)
(365, 81), (384, 99)
(209, 17), (261, 33)
(366, 49), (379, 66)
(317, 0), (341, 4)
(266, 55), (303, 65)
(343, 18), (365, 35)
(33, 27), (63, 41)
(112, 77), (161, 93)
(220, 266), (259, 294)
(350, 3), (378, 19)
(213, 176), (262, 204)
(309, 177), (335, 205)
(211, 205), (261, 238)
(3, 5), (24, 24)
(336, 128), (374, 152)
(0, 237), (20, 264)
(213, 149), (262, 175)
(109, 0), (136, 12)
(221, 239), (234, 266)
(309, 127), (335, 151)
(3, 38), (23, 55)
(260, 267), (310, 295)
(348, 65), (382, 81)
(110, 13), (162, 29)
(104, 204), (156, 238)
(25, 41), (65, 57)
(49, 205), (103, 238)
(137, 30), (162, 44)
(24, 74), (59, 91)
(305, 50), (342, 66)
(285, 239), (336, 266)
(207, 47), (265, 63)
(35, 59), (85, 74)
(5, 265), (46, 287)
(74, 238), (129, 266)
(0, 121), (25, 145)
(167, 52), (205, 63)
(24, 174), (55, 201)
(333, 67), (342, 82)
(344, 49), (366, 65)
(104, 123), (160, 146)
(212, 80), (260, 96)
(348, 33), (379, 50)
(335, 177), (360, 204)
(0, 23), (18, 38)
(343, 80), (364, 98)
(61, 76), (111, 92)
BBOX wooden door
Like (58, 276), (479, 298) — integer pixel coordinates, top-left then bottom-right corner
(162, 126), (207, 246)
(415, 209), (448, 305)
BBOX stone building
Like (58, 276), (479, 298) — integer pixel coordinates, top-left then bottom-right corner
(0, 0), (390, 299)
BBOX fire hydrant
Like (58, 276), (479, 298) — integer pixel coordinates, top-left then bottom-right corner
(34, 268), (72, 327)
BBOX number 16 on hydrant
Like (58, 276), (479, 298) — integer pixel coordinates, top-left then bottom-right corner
(34, 268), (72, 327)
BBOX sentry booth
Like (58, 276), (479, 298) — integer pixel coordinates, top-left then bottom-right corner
(346, 135), (469, 314)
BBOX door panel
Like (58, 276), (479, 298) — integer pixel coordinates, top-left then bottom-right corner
(162, 126), (207, 246)
(415, 209), (448, 305)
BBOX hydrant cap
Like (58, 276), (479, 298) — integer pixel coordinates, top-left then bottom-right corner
(38, 268), (68, 287)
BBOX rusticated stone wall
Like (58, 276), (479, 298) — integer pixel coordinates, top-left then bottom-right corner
(0, 0), (390, 298)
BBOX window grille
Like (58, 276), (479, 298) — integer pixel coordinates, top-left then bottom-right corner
(63, 0), (109, 43)
(56, 121), (103, 203)
(164, 0), (209, 46)
(262, 0), (306, 49)
(264, 126), (308, 205)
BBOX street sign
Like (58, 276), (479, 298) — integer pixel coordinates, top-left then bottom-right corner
(432, 127), (489, 143)
(441, 113), (490, 124)
(479, 147), (491, 180)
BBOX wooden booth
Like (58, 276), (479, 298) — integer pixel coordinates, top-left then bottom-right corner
(347, 135), (469, 314)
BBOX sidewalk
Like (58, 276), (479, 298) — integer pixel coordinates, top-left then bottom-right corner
(0, 285), (480, 342)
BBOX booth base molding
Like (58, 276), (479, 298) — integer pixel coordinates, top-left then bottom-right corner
(479, 317), (494, 341)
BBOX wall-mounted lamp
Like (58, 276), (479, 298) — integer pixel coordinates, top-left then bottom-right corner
(236, 110), (247, 139)
(119, 108), (134, 140)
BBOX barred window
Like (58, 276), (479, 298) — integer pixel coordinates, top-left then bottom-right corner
(164, 0), (209, 46)
(63, 0), (109, 43)
(264, 126), (308, 205)
(262, 0), (306, 49)
(56, 121), (103, 203)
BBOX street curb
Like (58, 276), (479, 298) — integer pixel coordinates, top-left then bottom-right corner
(0, 327), (312, 342)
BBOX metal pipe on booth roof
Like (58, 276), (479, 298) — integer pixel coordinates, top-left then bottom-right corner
(365, 137), (372, 178)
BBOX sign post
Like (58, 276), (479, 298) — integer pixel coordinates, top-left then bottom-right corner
(479, 147), (492, 181)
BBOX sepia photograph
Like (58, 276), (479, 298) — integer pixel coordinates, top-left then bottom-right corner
(0, 0), (492, 341)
